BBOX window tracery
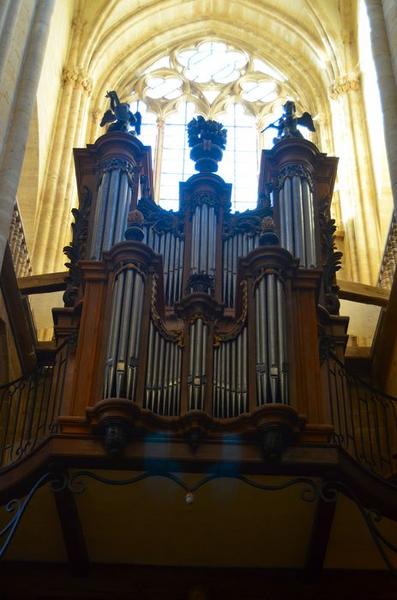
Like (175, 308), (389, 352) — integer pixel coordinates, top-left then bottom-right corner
(130, 40), (309, 211)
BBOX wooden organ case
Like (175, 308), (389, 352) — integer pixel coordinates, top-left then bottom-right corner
(56, 122), (341, 459)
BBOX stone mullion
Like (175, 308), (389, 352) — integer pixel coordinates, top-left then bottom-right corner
(365, 0), (397, 213)
(154, 117), (165, 204)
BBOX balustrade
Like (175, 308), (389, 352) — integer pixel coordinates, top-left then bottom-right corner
(8, 202), (32, 278)
(378, 210), (397, 289)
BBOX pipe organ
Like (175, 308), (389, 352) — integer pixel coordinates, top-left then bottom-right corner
(63, 116), (338, 450)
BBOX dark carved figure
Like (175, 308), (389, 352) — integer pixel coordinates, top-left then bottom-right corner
(187, 116), (227, 149)
(100, 90), (142, 135)
(262, 101), (315, 142)
(187, 116), (227, 172)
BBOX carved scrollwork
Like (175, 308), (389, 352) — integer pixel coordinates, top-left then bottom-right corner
(215, 280), (248, 342)
(222, 206), (273, 241)
(319, 201), (342, 315)
(139, 197), (183, 237)
(63, 186), (91, 307)
(102, 160), (135, 188)
(150, 274), (183, 345)
(274, 164), (313, 192)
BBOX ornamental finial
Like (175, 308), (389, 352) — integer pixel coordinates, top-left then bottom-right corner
(187, 116), (227, 173)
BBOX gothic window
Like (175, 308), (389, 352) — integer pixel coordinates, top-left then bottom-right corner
(131, 40), (309, 212)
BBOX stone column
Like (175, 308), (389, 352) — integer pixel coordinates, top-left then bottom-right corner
(329, 75), (382, 284)
(382, 0), (397, 89)
(32, 15), (92, 273)
(0, 0), (55, 271)
(0, 1), (22, 86)
(365, 0), (397, 212)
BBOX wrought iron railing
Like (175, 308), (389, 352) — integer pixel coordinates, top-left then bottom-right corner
(8, 202), (32, 278)
(326, 353), (397, 478)
(0, 339), (70, 467)
(378, 210), (397, 289)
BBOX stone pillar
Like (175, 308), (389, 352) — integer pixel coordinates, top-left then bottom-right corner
(32, 15), (92, 274)
(0, 0), (55, 271)
(365, 0), (397, 212)
(382, 0), (397, 89)
(329, 75), (382, 283)
(0, 1), (22, 87)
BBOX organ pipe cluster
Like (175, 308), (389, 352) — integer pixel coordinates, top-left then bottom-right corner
(277, 169), (316, 268)
(213, 328), (248, 418)
(190, 203), (217, 277)
(94, 117), (324, 421)
(104, 266), (144, 400)
(90, 161), (134, 259)
(144, 321), (182, 416)
(255, 271), (288, 405)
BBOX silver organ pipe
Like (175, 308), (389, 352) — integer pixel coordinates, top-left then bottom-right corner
(190, 205), (217, 277)
(90, 168), (133, 259)
(104, 267), (145, 399)
(302, 178), (316, 267)
(187, 318), (208, 411)
(144, 323), (182, 416)
(142, 226), (184, 305)
(255, 273), (288, 405)
(279, 174), (317, 268)
(212, 328), (248, 418)
(222, 232), (260, 307)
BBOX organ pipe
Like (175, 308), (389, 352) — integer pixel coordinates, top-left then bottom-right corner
(212, 328), (248, 418)
(142, 226), (184, 305)
(255, 272), (288, 405)
(190, 204), (217, 276)
(188, 318), (208, 411)
(222, 232), (260, 307)
(144, 321), (182, 416)
(278, 174), (316, 268)
(104, 267), (145, 399)
(90, 169), (133, 259)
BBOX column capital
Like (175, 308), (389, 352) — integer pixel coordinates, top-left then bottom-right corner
(62, 66), (92, 96)
(329, 74), (361, 99)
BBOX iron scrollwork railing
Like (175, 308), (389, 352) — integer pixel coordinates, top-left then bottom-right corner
(2, 469), (397, 572)
(326, 353), (397, 478)
(0, 339), (71, 467)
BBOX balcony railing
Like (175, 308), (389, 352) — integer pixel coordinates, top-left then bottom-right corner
(326, 352), (397, 478)
(0, 339), (70, 467)
(8, 202), (32, 278)
(378, 210), (397, 289)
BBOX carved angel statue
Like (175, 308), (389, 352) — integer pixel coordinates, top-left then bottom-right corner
(100, 90), (142, 135)
(262, 101), (315, 141)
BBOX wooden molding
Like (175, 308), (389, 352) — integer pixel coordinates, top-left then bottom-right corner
(17, 271), (67, 295)
(337, 278), (389, 307)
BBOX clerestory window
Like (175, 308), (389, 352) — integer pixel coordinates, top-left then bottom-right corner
(130, 40), (312, 212)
